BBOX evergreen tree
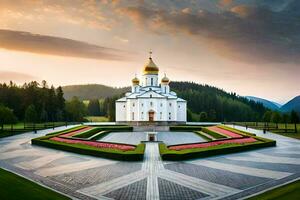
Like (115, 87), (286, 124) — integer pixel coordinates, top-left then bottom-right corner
(290, 110), (299, 133)
(65, 97), (87, 122)
(25, 105), (38, 123)
(0, 105), (17, 129)
(199, 111), (208, 122)
(87, 99), (101, 116)
(271, 111), (281, 128)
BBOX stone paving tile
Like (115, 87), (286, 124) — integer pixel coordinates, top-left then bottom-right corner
(41, 156), (89, 169)
(165, 163), (271, 190)
(4, 155), (41, 165)
(158, 177), (208, 200)
(261, 152), (300, 158)
(49, 162), (142, 190)
(104, 178), (147, 200)
(216, 157), (300, 173)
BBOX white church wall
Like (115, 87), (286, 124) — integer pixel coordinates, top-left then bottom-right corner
(177, 101), (187, 122)
(116, 102), (126, 121)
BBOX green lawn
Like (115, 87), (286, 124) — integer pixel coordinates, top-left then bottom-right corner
(247, 180), (300, 200)
(0, 168), (70, 200)
(85, 116), (109, 122)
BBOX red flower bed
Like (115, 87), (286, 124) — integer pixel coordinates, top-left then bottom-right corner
(208, 126), (243, 138)
(61, 127), (93, 137)
(169, 137), (257, 151)
(50, 137), (135, 151)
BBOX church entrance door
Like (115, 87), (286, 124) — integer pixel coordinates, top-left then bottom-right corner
(148, 110), (155, 122)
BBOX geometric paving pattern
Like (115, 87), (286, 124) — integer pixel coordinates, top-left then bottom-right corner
(0, 125), (300, 200)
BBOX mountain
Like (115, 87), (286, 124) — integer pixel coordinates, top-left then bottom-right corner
(62, 82), (268, 122)
(62, 84), (130, 100)
(281, 95), (300, 113)
(245, 96), (281, 110)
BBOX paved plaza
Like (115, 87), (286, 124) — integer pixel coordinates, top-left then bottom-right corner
(0, 125), (300, 200)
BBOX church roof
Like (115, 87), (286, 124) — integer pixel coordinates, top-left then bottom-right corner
(143, 57), (159, 75)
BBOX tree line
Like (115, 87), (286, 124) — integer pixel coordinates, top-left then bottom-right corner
(0, 81), (87, 125)
(170, 82), (267, 122)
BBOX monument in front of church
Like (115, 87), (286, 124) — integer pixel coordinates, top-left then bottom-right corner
(115, 53), (187, 125)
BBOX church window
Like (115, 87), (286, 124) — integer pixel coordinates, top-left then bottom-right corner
(142, 103), (144, 107)
(123, 105), (125, 108)
(169, 103), (172, 107)
(160, 112), (162, 119)
(178, 105), (180, 108)
(169, 112), (171, 120)
(132, 112), (134, 120)
(150, 102), (153, 106)
(160, 103), (163, 107)
(151, 78), (153, 86)
(150, 94), (152, 98)
(165, 87), (166, 93)
(133, 103), (135, 107)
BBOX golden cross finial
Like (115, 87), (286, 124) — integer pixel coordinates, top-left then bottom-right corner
(149, 50), (152, 59)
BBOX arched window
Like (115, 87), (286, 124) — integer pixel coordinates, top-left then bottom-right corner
(132, 112), (134, 120)
(133, 103), (135, 107)
(169, 103), (172, 107)
(150, 94), (152, 98)
(160, 112), (162, 119)
(150, 102), (153, 106)
(151, 78), (153, 86)
(169, 112), (171, 120)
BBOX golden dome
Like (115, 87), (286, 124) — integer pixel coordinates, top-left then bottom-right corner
(132, 77), (140, 85)
(143, 57), (159, 75)
(161, 74), (170, 84)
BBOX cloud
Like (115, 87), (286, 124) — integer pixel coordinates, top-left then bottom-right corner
(0, 29), (132, 60)
(116, 0), (300, 64)
(0, 71), (38, 83)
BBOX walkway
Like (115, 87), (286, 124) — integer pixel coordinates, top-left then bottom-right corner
(0, 125), (299, 199)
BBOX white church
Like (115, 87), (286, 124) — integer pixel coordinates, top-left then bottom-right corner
(115, 53), (187, 124)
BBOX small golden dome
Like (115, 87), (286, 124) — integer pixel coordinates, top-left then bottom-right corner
(161, 74), (170, 84)
(132, 77), (140, 85)
(143, 57), (159, 75)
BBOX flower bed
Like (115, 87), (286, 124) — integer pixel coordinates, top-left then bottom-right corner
(31, 125), (145, 161)
(60, 126), (93, 137)
(169, 137), (257, 150)
(50, 137), (135, 151)
(208, 126), (243, 138)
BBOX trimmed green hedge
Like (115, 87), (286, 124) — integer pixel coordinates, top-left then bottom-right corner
(201, 127), (227, 139)
(193, 131), (212, 141)
(170, 126), (203, 131)
(31, 138), (145, 161)
(160, 125), (276, 160)
(75, 126), (133, 139)
(160, 140), (276, 161)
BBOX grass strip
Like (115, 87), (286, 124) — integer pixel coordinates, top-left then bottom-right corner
(0, 168), (70, 200)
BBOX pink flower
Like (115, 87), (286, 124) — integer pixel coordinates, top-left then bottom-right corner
(61, 127), (93, 137)
(169, 137), (257, 150)
(50, 137), (136, 151)
(208, 126), (243, 138)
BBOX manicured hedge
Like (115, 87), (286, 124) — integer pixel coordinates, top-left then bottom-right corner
(170, 126), (203, 131)
(75, 126), (133, 139)
(160, 140), (276, 161)
(31, 138), (145, 161)
(201, 127), (227, 139)
(193, 131), (212, 141)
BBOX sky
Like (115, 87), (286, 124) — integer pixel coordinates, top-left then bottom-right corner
(0, 0), (299, 104)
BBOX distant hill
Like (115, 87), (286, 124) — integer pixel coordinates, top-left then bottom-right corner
(245, 96), (281, 110)
(281, 95), (300, 113)
(62, 84), (130, 100)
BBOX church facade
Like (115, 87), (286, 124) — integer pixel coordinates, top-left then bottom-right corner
(115, 54), (187, 124)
